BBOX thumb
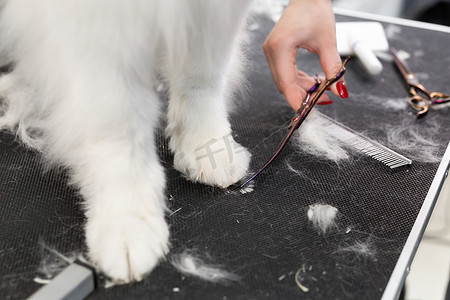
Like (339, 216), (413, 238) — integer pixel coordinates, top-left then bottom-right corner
(318, 47), (348, 99)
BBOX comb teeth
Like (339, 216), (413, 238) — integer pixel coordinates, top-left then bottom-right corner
(316, 113), (412, 169)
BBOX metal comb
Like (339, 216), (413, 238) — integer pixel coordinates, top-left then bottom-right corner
(316, 112), (412, 169)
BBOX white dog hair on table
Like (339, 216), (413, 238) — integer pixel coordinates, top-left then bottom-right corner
(170, 249), (240, 283)
(307, 204), (339, 235)
(0, 0), (252, 282)
(295, 111), (350, 163)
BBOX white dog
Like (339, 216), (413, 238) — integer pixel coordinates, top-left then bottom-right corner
(0, 0), (252, 282)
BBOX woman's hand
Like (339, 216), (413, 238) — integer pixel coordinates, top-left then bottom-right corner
(263, 0), (348, 111)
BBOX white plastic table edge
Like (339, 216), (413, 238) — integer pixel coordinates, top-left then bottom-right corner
(333, 7), (450, 33)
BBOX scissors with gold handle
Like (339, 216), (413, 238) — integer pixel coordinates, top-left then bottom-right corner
(391, 47), (450, 117)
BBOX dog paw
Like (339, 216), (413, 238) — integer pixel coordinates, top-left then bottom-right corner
(86, 212), (169, 282)
(173, 134), (251, 188)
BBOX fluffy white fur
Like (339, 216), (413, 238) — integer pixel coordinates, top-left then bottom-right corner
(0, 0), (252, 282)
(307, 204), (338, 235)
(170, 249), (239, 283)
(336, 239), (376, 258)
(295, 111), (350, 162)
(295, 111), (441, 165)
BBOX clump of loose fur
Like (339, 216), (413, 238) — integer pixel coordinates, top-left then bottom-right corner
(307, 204), (338, 235)
(170, 249), (239, 284)
(295, 111), (443, 165)
(383, 119), (442, 163)
(295, 112), (350, 163)
(336, 240), (376, 258)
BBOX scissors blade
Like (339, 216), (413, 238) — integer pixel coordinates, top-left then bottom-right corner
(234, 57), (350, 190)
(390, 47), (420, 86)
(236, 82), (320, 189)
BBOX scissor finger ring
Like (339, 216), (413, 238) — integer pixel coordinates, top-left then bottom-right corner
(409, 96), (429, 116)
(429, 92), (450, 104)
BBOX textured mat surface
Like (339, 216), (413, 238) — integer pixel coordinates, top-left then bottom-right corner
(1, 13), (449, 300)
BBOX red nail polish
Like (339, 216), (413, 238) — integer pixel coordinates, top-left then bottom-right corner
(317, 100), (333, 106)
(336, 81), (348, 99)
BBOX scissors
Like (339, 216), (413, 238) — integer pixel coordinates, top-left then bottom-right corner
(235, 57), (351, 189)
(391, 47), (450, 117)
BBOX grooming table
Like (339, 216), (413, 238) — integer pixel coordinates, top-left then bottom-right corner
(1, 9), (449, 300)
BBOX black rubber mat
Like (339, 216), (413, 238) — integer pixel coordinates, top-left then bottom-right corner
(1, 14), (449, 300)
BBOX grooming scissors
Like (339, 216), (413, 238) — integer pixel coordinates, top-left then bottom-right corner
(236, 57), (351, 189)
(391, 47), (450, 117)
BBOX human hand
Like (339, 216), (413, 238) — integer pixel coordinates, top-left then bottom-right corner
(263, 0), (348, 111)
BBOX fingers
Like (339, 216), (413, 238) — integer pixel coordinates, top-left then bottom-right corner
(263, 0), (347, 111)
(296, 70), (331, 105)
(281, 69), (331, 111)
(295, 70), (317, 93)
(315, 12), (348, 99)
(283, 83), (307, 112)
(318, 47), (348, 99)
(263, 34), (305, 111)
(263, 34), (298, 93)
(282, 83), (331, 111)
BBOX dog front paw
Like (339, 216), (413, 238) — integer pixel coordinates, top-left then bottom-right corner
(86, 212), (169, 282)
(173, 134), (251, 188)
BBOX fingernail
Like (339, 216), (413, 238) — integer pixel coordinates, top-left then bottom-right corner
(317, 100), (333, 106)
(336, 81), (348, 99)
